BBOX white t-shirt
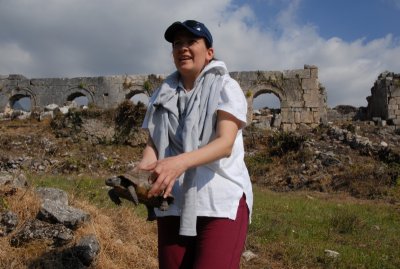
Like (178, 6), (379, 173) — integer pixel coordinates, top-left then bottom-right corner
(148, 72), (253, 221)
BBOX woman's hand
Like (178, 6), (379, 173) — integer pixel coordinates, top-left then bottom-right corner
(145, 155), (188, 198)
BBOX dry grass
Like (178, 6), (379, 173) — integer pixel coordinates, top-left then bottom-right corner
(0, 186), (158, 269)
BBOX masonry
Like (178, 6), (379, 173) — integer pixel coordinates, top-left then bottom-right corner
(366, 71), (400, 126)
(0, 65), (327, 130)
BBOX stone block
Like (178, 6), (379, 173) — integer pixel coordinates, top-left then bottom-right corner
(388, 98), (397, 106)
(301, 78), (319, 91)
(391, 88), (400, 97)
(286, 111), (295, 122)
(282, 123), (297, 131)
(283, 69), (310, 79)
(295, 111), (301, 123)
(281, 108), (288, 121)
(391, 118), (400, 125)
(378, 120), (387, 127)
(286, 101), (304, 107)
(313, 111), (321, 122)
(388, 105), (398, 110)
(301, 111), (314, 123)
(310, 67), (318, 78)
(303, 93), (320, 107)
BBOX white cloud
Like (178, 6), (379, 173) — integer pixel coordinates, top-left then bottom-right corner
(0, 43), (33, 75)
(0, 0), (399, 107)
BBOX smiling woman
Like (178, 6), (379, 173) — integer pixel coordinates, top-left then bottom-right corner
(137, 19), (253, 269)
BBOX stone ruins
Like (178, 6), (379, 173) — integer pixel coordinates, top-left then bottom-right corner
(0, 66), (399, 130)
(366, 71), (400, 127)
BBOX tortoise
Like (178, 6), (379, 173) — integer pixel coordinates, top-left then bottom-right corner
(105, 169), (174, 221)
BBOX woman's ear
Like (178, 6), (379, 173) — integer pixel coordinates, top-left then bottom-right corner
(206, 47), (214, 62)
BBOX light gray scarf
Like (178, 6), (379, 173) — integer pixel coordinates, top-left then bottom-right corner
(144, 60), (228, 236)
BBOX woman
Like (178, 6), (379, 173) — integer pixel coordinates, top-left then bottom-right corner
(138, 19), (253, 269)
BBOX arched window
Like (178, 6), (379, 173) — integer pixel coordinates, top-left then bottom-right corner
(67, 93), (89, 107)
(10, 95), (32, 112)
(130, 93), (149, 106)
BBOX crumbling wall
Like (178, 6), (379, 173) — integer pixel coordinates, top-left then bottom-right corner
(367, 71), (400, 127)
(0, 65), (327, 130)
(231, 65), (327, 131)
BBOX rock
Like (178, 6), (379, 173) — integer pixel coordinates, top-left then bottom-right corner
(37, 200), (90, 230)
(242, 250), (258, 262)
(73, 234), (101, 266)
(324, 249), (340, 259)
(317, 152), (341, 167)
(0, 172), (28, 188)
(59, 106), (69, 114)
(39, 111), (54, 121)
(10, 219), (74, 247)
(44, 104), (59, 111)
(35, 187), (69, 205)
(0, 211), (18, 236)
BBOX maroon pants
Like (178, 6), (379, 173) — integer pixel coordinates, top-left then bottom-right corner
(157, 195), (249, 269)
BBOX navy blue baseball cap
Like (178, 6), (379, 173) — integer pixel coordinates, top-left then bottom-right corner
(164, 20), (213, 47)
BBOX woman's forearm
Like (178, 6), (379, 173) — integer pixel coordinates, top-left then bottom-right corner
(137, 135), (158, 169)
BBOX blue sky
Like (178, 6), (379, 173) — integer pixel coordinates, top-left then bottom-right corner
(0, 0), (399, 108)
(236, 0), (400, 42)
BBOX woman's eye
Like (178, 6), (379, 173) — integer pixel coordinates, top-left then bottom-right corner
(188, 39), (197, 45)
(173, 41), (183, 48)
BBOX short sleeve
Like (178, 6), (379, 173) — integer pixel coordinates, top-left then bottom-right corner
(217, 76), (248, 128)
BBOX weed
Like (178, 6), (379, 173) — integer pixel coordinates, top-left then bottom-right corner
(245, 152), (272, 182)
(0, 196), (9, 210)
(329, 208), (361, 234)
(143, 80), (152, 92)
(113, 100), (146, 144)
(268, 131), (307, 157)
(78, 82), (86, 89)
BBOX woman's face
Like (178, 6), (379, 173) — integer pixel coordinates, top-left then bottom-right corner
(172, 30), (214, 82)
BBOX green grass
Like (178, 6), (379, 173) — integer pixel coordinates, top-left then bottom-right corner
(26, 174), (400, 268)
(27, 173), (150, 218)
(248, 187), (400, 269)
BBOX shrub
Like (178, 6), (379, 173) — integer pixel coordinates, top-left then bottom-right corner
(113, 100), (147, 144)
(268, 131), (307, 157)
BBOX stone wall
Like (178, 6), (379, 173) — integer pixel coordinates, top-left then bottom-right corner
(367, 71), (400, 127)
(231, 64), (327, 131)
(0, 65), (327, 130)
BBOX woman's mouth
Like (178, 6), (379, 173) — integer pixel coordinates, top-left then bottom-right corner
(179, 56), (192, 62)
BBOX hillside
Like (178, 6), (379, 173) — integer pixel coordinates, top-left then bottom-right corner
(1, 103), (400, 268)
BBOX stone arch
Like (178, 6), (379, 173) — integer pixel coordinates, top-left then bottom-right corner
(250, 85), (286, 129)
(252, 84), (286, 106)
(7, 87), (37, 112)
(246, 84), (288, 125)
(126, 89), (150, 106)
(65, 87), (94, 106)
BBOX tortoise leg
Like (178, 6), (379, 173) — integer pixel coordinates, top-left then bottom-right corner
(146, 205), (157, 221)
(159, 198), (169, 211)
(127, 185), (139, 205)
(108, 189), (122, 205)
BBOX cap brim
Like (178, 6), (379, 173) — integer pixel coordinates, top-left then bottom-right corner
(164, 22), (203, 43)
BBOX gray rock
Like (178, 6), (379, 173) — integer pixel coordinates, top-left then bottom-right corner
(0, 172), (28, 188)
(0, 211), (18, 236)
(10, 219), (74, 247)
(35, 187), (69, 205)
(242, 250), (258, 262)
(37, 200), (90, 230)
(324, 249), (340, 259)
(73, 234), (101, 266)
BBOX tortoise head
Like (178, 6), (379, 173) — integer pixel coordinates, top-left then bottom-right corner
(105, 176), (122, 187)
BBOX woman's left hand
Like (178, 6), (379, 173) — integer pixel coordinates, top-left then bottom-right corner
(145, 155), (188, 198)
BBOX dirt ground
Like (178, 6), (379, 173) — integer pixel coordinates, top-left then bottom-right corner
(1, 111), (400, 268)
